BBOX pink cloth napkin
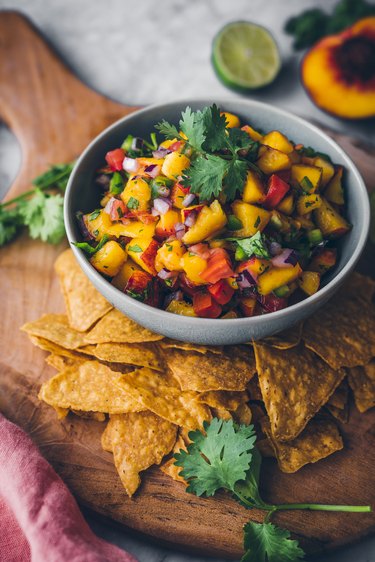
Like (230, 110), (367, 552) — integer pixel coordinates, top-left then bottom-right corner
(0, 414), (138, 562)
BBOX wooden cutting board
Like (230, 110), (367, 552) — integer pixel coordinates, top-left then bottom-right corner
(1, 11), (374, 559)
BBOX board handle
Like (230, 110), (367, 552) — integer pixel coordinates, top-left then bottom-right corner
(0, 11), (137, 199)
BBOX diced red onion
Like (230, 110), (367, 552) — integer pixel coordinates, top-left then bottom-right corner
(153, 198), (172, 215)
(123, 157), (139, 173)
(184, 211), (197, 227)
(151, 207), (160, 217)
(157, 268), (178, 280)
(269, 241), (282, 256)
(164, 290), (183, 307)
(174, 222), (185, 232)
(188, 243), (211, 260)
(155, 185), (170, 197)
(271, 249), (298, 268)
(175, 229), (185, 240)
(131, 137), (143, 151)
(144, 164), (160, 178)
(237, 270), (256, 289)
(153, 147), (171, 159)
(104, 196), (117, 216)
(182, 193), (196, 207)
(95, 174), (110, 189)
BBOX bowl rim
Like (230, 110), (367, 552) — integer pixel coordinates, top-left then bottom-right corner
(64, 97), (370, 329)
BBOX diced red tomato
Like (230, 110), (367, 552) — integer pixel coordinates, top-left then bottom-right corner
(181, 205), (204, 223)
(122, 210), (158, 224)
(105, 197), (126, 221)
(189, 243), (211, 259)
(169, 140), (184, 152)
(105, 148), (125, 171)
(208, 280), (234, 305)
(264, 174), (290, 210)
(141, 239), (160, 275)
(257, 293), (288, 312)
(124, 271), (152, 300)
(200, 248), (235, 284)
(193, 291), (222, 318)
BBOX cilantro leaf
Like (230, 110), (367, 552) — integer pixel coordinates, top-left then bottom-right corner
(227, 128), (255, 153)
(73, 234), (110, 256)
(175, 419), (257, 496)
(18, 190), (65, 244)
(223, 159), (248, 201)
(235, 447), (265, 508)
(242, 522), (305, 562)
(202, 104), (228, 152)
(0, 208), (23, 246)
(179, 107), (206, 151)
(182, 155), (229, 200)
(32, 162), (75, 191)
(155, 119), (182, 140)
(228, 232), (271, 260)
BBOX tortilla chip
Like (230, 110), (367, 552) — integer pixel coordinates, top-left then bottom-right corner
(116, 368), (211, 430)
(211, 408), (233, 421)
(38, 361), (144, 414)
(46, 353), (85, 371)
(264, 417), (343, 473)
(165, 346), (255, 391)
(80, 342), (163, 371)
(198, 390), (248, 410)
(160, 435), (187, 484)
(232, 403), (252, 425)
(344, 271), (375, 302)
(247, 375), (263, 402)
(72, 410), (106, 422)
(254, 342), (345, 441)
(261, 323), (303, 350)
(159, 339), (223, 354)
(303, 276), (375, 369)
(22, 314), (86, 350)
(348, 360), (375, 413)
(102, 412), (177, 496)
(326, 379), (349, 422)
(84, 309), (164, 344)
(55, 249), (112, 332)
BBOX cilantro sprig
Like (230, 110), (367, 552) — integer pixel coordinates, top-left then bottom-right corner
(175, 419), (371, 562)
(0, 162), (74, 247)
(156, 105), (260, 202)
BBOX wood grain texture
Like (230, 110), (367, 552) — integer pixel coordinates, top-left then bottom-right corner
(0, 11), (374, 558)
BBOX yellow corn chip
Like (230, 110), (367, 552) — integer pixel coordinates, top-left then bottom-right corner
(22, 314), (86, 350)
(326, 379), (349, 422)
(348, 360), (375, 413)
(102, 412), (177, 496)
(116, 368), (211, 430)
(303, 275), (375, 369)
(84, 309), (164, 344)
(232, 403), (252, 425)
(261, 323), (303, 350)
(165, 346), (255, 391)
(159, 339), (223, 354)
(38, 361), (144, 414)
(55, 249), (112, 331)
(46, 353), (85, 371)
(264, 417), (343, 473)
(84, 342), (163, 371)
(160, 435), (187, 484)
(198, 390), (248, 410)
(211, 408), (233, 421)
(254, 342), (345, 441)
(247, 375), (263, 402)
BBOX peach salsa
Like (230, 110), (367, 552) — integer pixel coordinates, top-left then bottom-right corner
(75, 105), (351, 319)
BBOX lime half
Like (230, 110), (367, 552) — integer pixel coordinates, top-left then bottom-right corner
(212, 21), (281, 91)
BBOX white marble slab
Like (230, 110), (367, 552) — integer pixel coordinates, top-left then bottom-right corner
(0, 0), (374, 560)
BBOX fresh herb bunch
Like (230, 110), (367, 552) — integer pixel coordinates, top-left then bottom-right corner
(156, 105), (260, 201)
(0, 162), (74, 247)
(285, 0), (375, 50)
(175, 418), (371, 561)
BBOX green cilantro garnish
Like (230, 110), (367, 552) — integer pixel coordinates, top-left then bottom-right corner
(127, 197), (140, 210)
(300, 176), (314, 193)
(109, 172), (124, 195)
(89, 210), (101, 221)
(128, 244), (143, 253)
(0, 162), (74, 248)
(227, 231), (271, 260)
(175, 419), (371, 562)
(73, 234), (110, 256)
(156, 104), (260, 202)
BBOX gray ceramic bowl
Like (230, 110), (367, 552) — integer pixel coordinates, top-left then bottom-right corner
(64, 99), (369, 345)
